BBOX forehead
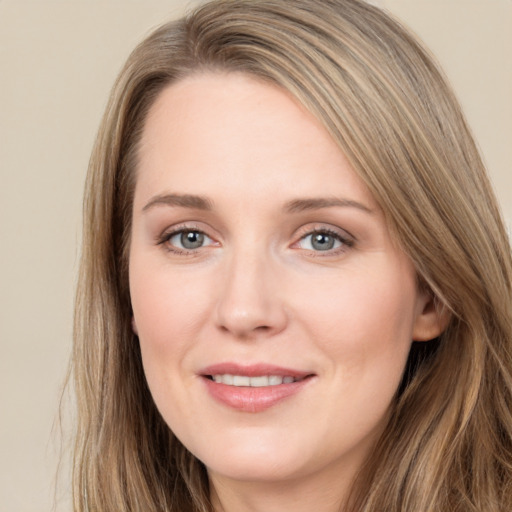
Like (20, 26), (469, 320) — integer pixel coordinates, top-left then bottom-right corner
(135, 72), (375, 210)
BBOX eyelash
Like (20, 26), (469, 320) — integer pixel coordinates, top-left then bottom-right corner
(295, 228), (354, 256)
(156, 225), (214, 256)
(156, 225), (354, 256)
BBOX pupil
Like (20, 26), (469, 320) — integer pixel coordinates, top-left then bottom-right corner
(181, 231), (204, 249)
(312, 233), (334, 251)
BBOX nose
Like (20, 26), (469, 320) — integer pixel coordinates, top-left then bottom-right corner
(214, 248), (288, 339)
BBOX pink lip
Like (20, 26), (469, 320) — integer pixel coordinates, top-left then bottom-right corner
(200, 362), (312, 378)
(199, 363), (314, 413)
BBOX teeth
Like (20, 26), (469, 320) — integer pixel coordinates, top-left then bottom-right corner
(222, 374), (234, 385)
(249, 376), (269, 387)
(233, 375), (250, 386)
(211, 374), (300, 387)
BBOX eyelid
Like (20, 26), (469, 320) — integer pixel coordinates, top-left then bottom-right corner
(291, 224), (355, 255)
(156, 223), (219, 254)
(155, 222), (355, 256)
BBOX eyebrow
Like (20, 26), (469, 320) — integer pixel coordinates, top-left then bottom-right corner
(142, 193), (373, 215)
(284, 197), (374, 214)
(142, 193), (213, 212)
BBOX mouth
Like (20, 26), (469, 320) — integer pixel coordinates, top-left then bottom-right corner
(199, 363), (315, 412)
(205, 374), (308, 387)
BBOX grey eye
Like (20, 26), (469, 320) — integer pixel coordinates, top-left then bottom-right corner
(181, 231), (204, 249)
(311, 233), (335, 251)
(169, 230), (212, 250)
(298, 232), (342, 251)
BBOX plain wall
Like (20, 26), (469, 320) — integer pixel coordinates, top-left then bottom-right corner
(1, 1), (510, 510)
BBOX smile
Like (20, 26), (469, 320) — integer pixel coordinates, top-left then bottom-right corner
(209, 375), (302, 387)
(200, 364), (315, 412)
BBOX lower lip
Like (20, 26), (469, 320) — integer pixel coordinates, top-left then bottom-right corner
(202, 376), (313, 412)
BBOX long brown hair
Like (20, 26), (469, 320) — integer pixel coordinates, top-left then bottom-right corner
(71, 0), (512, 510)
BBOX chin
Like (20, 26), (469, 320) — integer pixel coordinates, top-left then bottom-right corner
(191, 432), (310, 482)
(206, 455), (305, 483)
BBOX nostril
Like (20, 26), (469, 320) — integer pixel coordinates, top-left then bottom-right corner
(255, 325), (271, 331)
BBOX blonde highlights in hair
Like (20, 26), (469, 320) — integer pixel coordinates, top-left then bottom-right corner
(72, 1), (512, 510)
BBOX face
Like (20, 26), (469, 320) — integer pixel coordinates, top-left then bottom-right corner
(129, 72), (440, 491)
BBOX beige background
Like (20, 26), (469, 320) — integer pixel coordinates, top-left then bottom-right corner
(1, 1), (510, 510)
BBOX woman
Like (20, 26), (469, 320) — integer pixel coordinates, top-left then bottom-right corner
(72, 0), (512, 510)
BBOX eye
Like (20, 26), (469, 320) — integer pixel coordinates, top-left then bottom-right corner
(160, 229), (215, 252)
(296, 230), (349, 252)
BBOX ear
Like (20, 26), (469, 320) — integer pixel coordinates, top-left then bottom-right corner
(131, 316), (139, 336)
(412, 291), (450, 342)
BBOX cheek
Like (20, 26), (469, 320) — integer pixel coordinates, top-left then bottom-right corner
(129, 259), (212, 421)
(296, 269), (416, 440)
(128, 260), (217, 412)
(295, 264), (417, 376)
(130, 259), (210, 347)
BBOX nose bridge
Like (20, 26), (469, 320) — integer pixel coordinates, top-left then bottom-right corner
(215, 241), (287, 338)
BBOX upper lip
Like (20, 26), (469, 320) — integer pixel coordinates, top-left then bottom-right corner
(200, 362), (313, 378)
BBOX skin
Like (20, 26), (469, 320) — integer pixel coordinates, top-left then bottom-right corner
(129, 72), (445, 512)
